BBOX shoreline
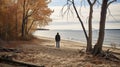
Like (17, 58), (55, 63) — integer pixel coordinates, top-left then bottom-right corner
(35, 35), (120, 49)
(35, 36), (86, 49)
(33, 36), (120, 55)
(1, 35), (120, 52)
(0, 36), (120, 67)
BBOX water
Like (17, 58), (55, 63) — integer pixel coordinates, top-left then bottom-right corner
(33, 29), (120, 47)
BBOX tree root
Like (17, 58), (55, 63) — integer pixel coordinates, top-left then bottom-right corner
(98, 49), (120, 63)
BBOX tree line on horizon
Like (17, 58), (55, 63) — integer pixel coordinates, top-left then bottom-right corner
(0, 0), (52, 40)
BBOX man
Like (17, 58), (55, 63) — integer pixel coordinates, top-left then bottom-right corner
(55, 32), (61, 48)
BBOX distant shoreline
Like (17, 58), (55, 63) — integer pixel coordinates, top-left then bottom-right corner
(36, 28), (50, 30)
(105, 29), (120, 30)
(52, 29), (120, 30)
(36, 28), (120, 31)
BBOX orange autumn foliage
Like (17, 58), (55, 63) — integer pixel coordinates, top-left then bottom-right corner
(0, 0), (52, 40)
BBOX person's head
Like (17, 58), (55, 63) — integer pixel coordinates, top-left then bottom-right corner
(57, 32), (59, 35)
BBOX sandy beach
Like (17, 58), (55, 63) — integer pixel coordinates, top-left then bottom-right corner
(0, 36), (120, 67)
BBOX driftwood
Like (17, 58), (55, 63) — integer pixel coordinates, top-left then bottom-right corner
(0, 47), (21, 53)
(0, 57), (44, 67)
(0, 47), (44, 67)
(100, 49), (120, 63)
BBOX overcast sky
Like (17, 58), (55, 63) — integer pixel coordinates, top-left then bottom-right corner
(44, 0), (120, 30)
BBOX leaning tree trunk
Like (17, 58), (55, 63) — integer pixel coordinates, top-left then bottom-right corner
(92, 0), (108, 55)
(72, 0), (97, 53)
(72, 0), (88, 41)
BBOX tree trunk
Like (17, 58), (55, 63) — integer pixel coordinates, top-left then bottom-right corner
(86, 5), (93, 52)
(21, 20), (25, 37)
(15, 8), (18, 38)
(92, 0), (108, 55)
(21, 0), (26, 37)
(25, 18), (28, 36)
(22, 18), (28, 37)
(86, 0), (97, 52)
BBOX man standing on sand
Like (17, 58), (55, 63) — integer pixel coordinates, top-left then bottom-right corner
(55, 32), (61, 48)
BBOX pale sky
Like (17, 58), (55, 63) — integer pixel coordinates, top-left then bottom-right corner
(44, 0), (120, 30)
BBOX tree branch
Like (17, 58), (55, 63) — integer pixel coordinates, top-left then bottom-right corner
(93, 0), (97, 5)
(107, 8), (119, 22)
(61, 0), (73, 18)
(107, 0), (117, 8)
(87, 0), (97, 6)
(71, 0), (88, 40)
(27, 20), (35, 33)
(87, 0), (92, 5)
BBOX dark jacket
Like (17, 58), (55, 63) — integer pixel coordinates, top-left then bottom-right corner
(55, 34), (60, 42)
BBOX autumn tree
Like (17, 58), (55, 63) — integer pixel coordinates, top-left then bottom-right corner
(0, 0), (52, 40)
(0, 0), (18, 40)
(18, 0), (52, 38)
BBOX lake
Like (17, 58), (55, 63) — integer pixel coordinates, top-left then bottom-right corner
(33, 29), (120, 47)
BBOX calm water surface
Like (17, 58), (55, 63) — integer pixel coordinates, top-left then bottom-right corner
(33, 29), (120, 47)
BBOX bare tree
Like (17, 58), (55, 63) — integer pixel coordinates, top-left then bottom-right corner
(71, 0), (88, 41)
(92, 0), (117, 55)
(65, 0), (116, 54)
(66, 0), (96, 53)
